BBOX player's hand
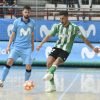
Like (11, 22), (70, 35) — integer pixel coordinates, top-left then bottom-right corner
(93, 47), (99, 53)
(36, 45), (42, 51)
(6, 46), (10, 54)
(98, 48), (100, 53)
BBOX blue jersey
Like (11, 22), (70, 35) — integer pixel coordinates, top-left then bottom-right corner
(12, 17), (35, 49)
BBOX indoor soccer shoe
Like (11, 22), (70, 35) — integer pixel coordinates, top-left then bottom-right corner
(0, 80), (3, 87)
(43, 73), (53, 81)
(45, 80), (56, 92)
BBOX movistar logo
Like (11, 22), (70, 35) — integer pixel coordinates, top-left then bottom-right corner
(20, 28), (31, 36)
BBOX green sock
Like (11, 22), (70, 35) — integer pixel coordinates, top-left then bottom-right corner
(48, 65), (57, 74)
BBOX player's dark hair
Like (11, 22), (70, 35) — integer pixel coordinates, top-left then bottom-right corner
(59, 11), (68, 16)
(23, 5), (31, 10)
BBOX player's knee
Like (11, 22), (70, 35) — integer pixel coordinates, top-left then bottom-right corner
(46, 63), (52, 68)
(7, 58), (14, 66)
(26, 65), (31, 70)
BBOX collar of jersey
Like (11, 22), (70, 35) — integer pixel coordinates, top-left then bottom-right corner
(62, 22), (70, 28)
(21, 17), (30, 24)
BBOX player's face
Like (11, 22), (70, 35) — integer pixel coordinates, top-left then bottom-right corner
(22, 9), (31, 19)
(60, 15), (68, 26)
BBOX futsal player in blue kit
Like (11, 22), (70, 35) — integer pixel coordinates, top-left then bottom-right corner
(0, 5), (35, 87)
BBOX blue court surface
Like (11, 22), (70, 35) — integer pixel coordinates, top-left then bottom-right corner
(0, 66), (100, 100)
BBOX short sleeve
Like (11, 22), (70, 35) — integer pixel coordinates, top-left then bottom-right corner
(76, 26), (83, 38)
(12, 19), (18, 33)
(49, 24), (58, 36)
(76, 26), (81, 35)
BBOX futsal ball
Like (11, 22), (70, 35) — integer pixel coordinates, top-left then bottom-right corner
(24, 80), (35, 91)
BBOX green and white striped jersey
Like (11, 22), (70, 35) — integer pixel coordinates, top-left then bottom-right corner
(49, 22), (82, 53)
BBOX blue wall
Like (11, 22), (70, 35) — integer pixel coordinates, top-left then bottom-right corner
(0, 42), (100, 64)
(0, 19), (100, 43)
(0, 19), (100, 65)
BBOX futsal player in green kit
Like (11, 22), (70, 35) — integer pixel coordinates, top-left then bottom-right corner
(36, 11), (99, 92)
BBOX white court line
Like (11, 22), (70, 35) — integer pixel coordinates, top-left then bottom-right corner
(58, 74), (80, 100)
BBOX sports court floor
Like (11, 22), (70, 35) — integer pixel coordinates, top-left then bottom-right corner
(0, 66), (100, 100)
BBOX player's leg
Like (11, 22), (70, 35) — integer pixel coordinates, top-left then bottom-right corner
(0, 48), (19, 87)
(43, 47), (61, 81)
(0, 59), (14, 87)
(46, 56), (56, 68)
(21, 48), (32, 81)
(43, 47), (58, 80)
(25, 64), (32, 81)
(44, 56), (56, 92)
(44, 48), (69, 92)
(44, 57), (64, 91)
(43, 56), (56, 81)
(43, 47), (57, 92)
(46, 47), (58, 69)
(48, 57), (64, 75)
(46, 49), (69, 80)
(1, 59), (14, 81)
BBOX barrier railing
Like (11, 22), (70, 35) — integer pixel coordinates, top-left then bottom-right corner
(0, 6), (100, 20)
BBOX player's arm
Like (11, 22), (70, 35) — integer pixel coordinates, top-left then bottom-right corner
(6, 32), (15, 54)
(31, 32), (34, 51)
(36, 24), (58, 51)
(81, 35), (99, 53)
(81, 35), (94, 49)
(77, 26), (99, 53)
(36, 34), (52, 51)
(6, 19), (17, 53)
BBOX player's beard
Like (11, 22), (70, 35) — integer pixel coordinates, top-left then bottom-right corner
(24, 15), (29, 19)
